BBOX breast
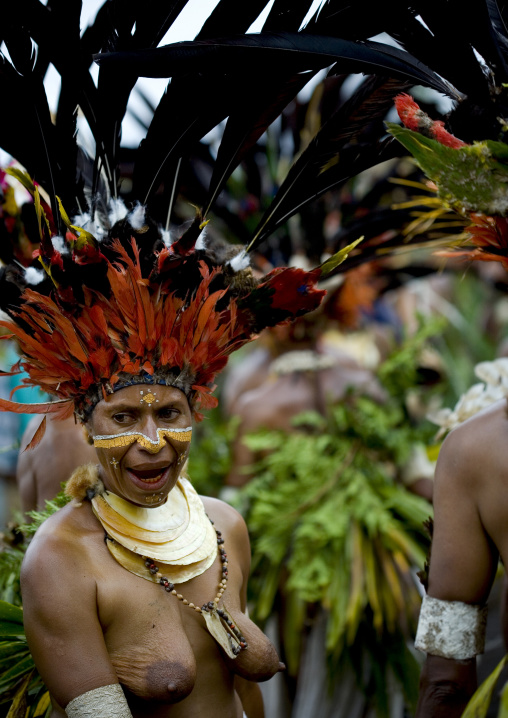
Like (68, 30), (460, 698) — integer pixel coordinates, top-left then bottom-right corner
(221, 605), (282, 682)
(109, 640), (197, 702)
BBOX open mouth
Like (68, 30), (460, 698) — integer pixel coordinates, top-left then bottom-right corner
(126, 465), (170, 487)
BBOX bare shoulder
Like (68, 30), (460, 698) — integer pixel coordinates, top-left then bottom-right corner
(327, 363), (386, 402)
(232, 380), (283, 428)
(22, 501), (100, 584)
(200, 496), (251, 592)
(200, 495), (247, 535)
(427, 401), (507, 602)
(21, 501), (118, 707)
(436, 399), (508, 489)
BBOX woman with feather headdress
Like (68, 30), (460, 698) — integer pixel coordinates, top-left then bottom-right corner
(0, 3), (380, 715)
(5, 0), (508, 715)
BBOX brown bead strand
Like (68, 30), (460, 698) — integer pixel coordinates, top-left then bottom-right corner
(142, 524), (248, 655)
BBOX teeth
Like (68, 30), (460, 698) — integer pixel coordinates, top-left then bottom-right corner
(139, 473), (163, 483)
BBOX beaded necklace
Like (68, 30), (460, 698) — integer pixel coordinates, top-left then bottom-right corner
(110, 521), (248, 659)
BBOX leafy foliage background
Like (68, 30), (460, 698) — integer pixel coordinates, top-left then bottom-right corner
(237, 319), (444, 716)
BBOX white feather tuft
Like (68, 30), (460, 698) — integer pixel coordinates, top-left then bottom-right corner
(72, 211), (91, 228)
(91, 218), (106, 242)
(161, 229), (174, 248)
(24, 267), (45, 285)
(228, 250), (250, 272)
(128, 203), (146, 230)
(195, 231), (207, 251)
(108, 198), (128, 226)
(51, 235), (69, 255)
(70, 211), (105, 242)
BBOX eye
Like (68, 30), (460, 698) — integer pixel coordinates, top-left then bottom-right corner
(112, 412), (135, 424)
(158, 407), (180, 421)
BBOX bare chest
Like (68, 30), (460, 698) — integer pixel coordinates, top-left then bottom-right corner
(96, 546), (230, 703)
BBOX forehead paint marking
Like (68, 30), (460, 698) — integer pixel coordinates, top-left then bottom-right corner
(92, 427), (192, 454)
(140, 390), (158, 405)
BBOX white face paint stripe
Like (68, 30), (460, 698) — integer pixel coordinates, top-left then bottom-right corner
(92, 428), (192, 443)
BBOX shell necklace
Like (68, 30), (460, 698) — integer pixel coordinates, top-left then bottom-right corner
(90, 473), (247, 658)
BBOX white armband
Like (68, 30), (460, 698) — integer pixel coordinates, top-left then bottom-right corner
(65, 684), (132, 718)
(415, 595), (488, 660)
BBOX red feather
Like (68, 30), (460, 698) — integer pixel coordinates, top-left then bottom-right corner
(395, 93), (467, 148)
(23, 415), (47, 451)
(0, 396), (74, 417)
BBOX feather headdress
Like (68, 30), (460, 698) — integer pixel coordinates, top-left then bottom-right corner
(0, 181), (339, 421)
(3, 0), (507, 432)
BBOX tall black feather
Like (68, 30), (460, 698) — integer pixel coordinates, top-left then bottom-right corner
(131, 0), (285, 211)
(93, 32), (459, 96)
(246, 76), (414, 249)
(204, 70), (316, 217)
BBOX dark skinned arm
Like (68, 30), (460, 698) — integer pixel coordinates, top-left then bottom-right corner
(415, 420), (499, 717)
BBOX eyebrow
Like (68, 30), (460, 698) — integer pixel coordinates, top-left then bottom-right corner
(107, 400), (186, 412)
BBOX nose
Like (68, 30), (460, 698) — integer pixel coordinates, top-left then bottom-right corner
(136, 416), (169, 455)
(141, 414), (159, 442)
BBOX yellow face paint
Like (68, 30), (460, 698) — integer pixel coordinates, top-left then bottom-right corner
(93, 427), (192, 454)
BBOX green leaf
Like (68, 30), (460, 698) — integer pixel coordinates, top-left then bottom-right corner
(386, 123), (508, 216)
(499, 679), (508, 717)
(21, 490), (72, 536)
(0, 654), (35, 693)
(462, 654), (508, 717)
(239, 317), (440, 709)
(0, 602), (25, 639)
(319, 237), (363, 276)
(0, 623), (25, 639)
(0, 642), (27, 660)
(0, 643), (28, 670)
(0, 603), (23, 625)
(4, 168), (36, 196)
(32, 690), (51, 717)
(5, 669), (34, 718)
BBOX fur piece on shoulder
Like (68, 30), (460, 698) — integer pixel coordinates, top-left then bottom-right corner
(65, 463), (105, 506)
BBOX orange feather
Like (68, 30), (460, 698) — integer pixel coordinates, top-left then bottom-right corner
(23, 415), (47, 451)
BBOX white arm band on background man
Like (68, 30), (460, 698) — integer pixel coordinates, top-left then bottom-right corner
(65, 684), (133, 718)
(415, 595), (488, 660)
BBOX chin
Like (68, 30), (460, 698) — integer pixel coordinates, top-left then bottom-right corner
(122, 469), (181, 506)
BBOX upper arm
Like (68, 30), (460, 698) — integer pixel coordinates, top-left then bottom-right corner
(235, 675), (265, 718)
(427, 427), (498, 604)
(21, 532), (118, 708)
(232, 510), (251, 612)
(16, 419), (40, 514)
(201, 497), (251, 611)
(227, 394), (269, 487)
(228, 416), (257, 487)
(16, 448), (37, 515)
